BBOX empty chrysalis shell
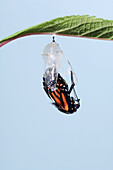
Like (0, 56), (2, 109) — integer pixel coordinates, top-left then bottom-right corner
(42, 41), (63, 91)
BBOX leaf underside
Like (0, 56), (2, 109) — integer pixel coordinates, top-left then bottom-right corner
(1, 15), (113, 47)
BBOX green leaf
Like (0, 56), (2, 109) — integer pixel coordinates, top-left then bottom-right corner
(1, 15), (113, 47)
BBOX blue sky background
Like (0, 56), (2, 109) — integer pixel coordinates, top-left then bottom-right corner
(0, 0), (113, 170)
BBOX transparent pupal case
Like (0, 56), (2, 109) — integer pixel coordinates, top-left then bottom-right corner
(42, 41), (63, 91)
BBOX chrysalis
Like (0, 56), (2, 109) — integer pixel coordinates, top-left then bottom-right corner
(42, 38), (63, 91)
(42, 37), (80, 114)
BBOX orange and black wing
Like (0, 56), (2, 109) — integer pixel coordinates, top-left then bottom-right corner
(43, 74), (72, 113)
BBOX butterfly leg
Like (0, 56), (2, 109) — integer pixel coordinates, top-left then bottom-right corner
(68, 83), (75, 94)
(68, 71), (75, 94)
(69, 71), (79, 101)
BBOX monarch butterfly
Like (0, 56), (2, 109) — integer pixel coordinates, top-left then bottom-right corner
(43, 71), (80, 114)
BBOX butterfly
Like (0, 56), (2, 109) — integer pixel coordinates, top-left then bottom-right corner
(43, 71), (80, 114)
